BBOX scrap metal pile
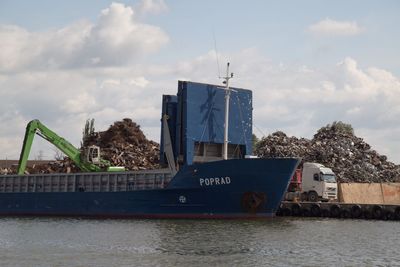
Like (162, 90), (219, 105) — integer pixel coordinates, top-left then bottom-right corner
(255, 121), (400, 183)
(83, 118), (160, 171)
(5, 118), (160, 174)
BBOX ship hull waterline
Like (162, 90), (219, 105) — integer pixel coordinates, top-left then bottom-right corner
(0, 158), (300, 219)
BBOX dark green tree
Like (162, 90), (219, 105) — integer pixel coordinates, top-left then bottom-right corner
(82, 118), (95, 146)
(252, 133), (259, 150)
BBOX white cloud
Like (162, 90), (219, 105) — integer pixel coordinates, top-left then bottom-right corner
(83, 2), (169, 66)
(346, 107), (361, 115)
(62, 91), (98, 114)
(1, 3), (400, 166)
(160, 49), (400, 163)
(0, 2), (171, 159)
(0, 2), (169, 72)
(137, 0), (168, 14)
(2, 46), (400, 163)
(128, 77), (149, 87)
(308, 18), (363, 36)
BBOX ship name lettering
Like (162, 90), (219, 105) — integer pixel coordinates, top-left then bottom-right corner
(199, 177), (231, 186)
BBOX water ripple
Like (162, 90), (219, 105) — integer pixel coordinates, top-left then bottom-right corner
(0, 217), (398, 266)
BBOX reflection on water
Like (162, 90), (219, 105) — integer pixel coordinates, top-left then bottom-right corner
(0, 217), (398, 266)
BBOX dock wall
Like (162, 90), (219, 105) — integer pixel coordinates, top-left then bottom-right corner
(278, 183), (400, 220)
(339, 183), (400, 205)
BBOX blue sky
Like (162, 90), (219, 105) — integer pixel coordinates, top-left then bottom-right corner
(0, 0), (400, 164)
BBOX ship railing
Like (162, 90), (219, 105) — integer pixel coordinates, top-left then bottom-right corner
(0, 169), (173, 193)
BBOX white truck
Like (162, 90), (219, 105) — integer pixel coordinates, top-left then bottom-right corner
(286, 162), (338, 202)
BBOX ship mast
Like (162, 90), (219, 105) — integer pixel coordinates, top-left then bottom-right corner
(223, 62), (233, 160)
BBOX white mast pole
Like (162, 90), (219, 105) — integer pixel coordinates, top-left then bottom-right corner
(223, 62), (233, 160)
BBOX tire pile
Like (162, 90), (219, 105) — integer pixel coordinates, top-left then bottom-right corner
(255, 121), (400, 183)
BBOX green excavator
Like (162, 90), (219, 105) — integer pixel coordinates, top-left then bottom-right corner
(17, 119), (125, 175)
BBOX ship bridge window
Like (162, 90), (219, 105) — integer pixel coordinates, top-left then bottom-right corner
(194, 142), (244, 163)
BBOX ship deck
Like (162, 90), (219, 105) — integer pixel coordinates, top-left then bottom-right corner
(0, 169), (172, 193)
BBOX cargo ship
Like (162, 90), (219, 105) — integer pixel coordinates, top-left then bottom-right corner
(0, 68), (299, 218)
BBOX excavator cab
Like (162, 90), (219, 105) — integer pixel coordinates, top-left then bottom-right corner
(85, 145), (101, 164)
(84, 145), (125, 171)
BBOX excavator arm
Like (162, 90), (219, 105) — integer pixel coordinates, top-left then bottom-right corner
(17, 120), (105, 174)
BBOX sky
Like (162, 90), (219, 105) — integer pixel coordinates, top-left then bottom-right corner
(0, 0), (400, 163)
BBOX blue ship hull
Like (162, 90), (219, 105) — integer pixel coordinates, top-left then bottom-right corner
(0, 158), (299, 218)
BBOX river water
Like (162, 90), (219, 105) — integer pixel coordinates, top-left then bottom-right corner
(0, 217), (398, 267)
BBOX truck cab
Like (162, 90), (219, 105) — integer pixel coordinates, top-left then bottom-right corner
(301, 162), (337, 202)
